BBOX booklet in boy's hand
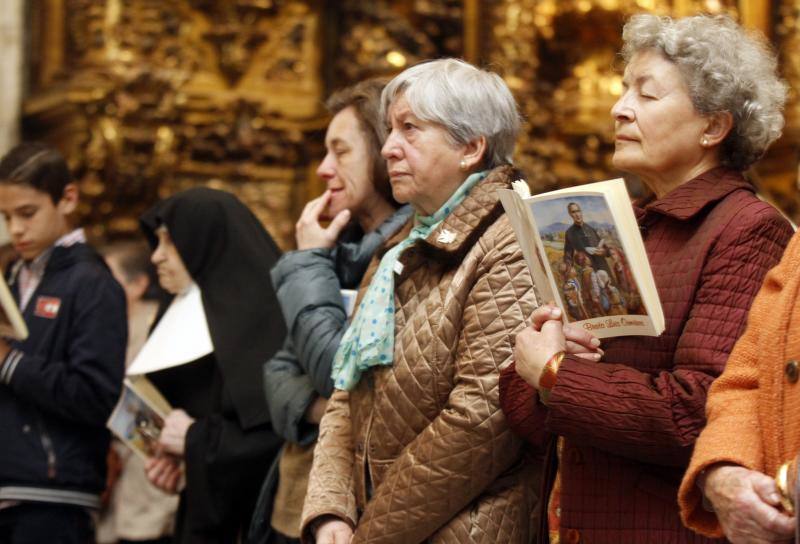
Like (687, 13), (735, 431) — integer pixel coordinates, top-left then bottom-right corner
(499, 178), (664, 338)
(0, 274), (28, 341)
(107, 376), (172, 461)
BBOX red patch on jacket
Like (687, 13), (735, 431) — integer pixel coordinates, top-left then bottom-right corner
(34, 296), (61, 319)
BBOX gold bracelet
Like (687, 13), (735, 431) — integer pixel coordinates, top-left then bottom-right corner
(775, 462), (795, 514)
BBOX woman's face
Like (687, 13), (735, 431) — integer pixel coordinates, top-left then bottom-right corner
(151, 226), (192, 295)
(316, 106), (380, 220)
(382, 94), (467, 215)
(611, 49), (711, 187)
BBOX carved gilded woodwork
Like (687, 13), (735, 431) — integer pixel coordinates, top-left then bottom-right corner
(21, 0), (800, 242)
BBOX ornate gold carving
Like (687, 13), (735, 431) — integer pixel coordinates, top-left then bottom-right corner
(22, 0), (800, 244)
(24, 0), (326, 248)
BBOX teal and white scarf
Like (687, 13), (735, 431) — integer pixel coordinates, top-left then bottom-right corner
(331, 171), (487, 391)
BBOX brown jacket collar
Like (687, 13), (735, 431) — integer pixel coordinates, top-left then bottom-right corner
(382, 165), (519, 280)
(637, 166), (753, 222)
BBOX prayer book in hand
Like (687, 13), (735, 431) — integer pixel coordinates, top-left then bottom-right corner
(499, 178), (664, 338)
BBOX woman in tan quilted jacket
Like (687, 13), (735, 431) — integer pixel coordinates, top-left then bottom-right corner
(300, 58), (540, 544)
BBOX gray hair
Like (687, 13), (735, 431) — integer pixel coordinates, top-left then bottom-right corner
(621, 14), (787, 171)
(381, 58), (521, 168)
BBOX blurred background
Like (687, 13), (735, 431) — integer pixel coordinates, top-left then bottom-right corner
(2, 0), (798, 248)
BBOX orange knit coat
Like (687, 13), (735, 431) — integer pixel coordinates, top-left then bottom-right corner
(679, 229), (800, 537)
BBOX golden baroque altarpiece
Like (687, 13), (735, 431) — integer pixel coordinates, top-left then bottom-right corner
(23, 0), (800, 247)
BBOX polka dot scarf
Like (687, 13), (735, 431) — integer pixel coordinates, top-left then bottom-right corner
(331, 171), (487, 391)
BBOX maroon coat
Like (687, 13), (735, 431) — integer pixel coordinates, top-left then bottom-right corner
(500, 168), (793, 543)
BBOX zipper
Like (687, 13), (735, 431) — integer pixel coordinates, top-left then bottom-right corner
(40, 431), (57, 480)
(35, 418), (57, 480)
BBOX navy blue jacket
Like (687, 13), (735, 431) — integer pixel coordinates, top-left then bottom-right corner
(0, 243), (126, 507)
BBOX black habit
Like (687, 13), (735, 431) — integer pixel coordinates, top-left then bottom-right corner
(141, 187), (286, 544)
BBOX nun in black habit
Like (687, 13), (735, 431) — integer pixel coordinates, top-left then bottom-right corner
(139, 187), (286, 544)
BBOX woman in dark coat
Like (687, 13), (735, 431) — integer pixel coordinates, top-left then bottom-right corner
(141, 187), (286, 544)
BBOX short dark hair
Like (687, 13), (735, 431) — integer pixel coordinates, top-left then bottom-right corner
(101, 240), (152, 283)
(325, 78), (398, 207)
(567, 202), (580, 211)
(0, 142), (73, 203)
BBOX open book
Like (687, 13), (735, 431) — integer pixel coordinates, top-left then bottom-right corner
(0, 274), (27, 340)
(107, 375), (172, 461)
(498, 178), (664, 338)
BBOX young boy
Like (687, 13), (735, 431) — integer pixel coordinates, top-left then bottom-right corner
(0, 143), (126, 543)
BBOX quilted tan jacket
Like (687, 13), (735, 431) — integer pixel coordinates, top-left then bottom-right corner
(300, 166), (541, 544)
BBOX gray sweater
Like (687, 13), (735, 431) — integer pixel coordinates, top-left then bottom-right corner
(263, 206), (412, 444)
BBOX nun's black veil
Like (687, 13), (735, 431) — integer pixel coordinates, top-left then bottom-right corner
(140, 187), (286, 430)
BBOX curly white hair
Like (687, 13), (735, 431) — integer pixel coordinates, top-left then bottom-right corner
(621, 14), (788, 170)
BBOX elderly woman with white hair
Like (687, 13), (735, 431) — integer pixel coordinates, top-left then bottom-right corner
(299, 58), (540, 544)
(499, 14), (793, 543)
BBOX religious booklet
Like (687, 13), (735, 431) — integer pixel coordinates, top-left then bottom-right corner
(0, 275), (28, 341)
(107, 375), (172, 461)
(498, 178), (664, 338)
(341, 289), (358, 318)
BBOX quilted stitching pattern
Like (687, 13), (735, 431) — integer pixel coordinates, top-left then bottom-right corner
(500, 168), (793, 543)
(302, 168), (541, 543)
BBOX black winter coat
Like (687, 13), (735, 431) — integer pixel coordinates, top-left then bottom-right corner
(0, 243), (126, 506)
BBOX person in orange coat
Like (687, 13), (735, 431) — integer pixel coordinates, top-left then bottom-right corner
(679, 233), (800, 543)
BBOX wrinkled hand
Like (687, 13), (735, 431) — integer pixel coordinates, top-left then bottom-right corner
(304, 395), (328, 424)
(515, 304), (601, 389)
(295, 190), (351, 250)
(702, 464), (794, 543)
(145, 455), (183, 494)
(315, 518), (354, 544)
(528, 304), (602, 359)
(158, 409), (195, 456)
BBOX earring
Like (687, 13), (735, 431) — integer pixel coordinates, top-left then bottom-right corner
(701, 137), (709, 147)
(459, 159), (467, 171)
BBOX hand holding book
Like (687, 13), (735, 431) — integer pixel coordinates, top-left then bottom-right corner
(515, 304), (603, 393)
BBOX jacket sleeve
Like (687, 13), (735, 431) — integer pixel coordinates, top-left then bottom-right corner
(271, 248), (346, 398)
(300, 389), (358, 541)
(262, 338), (318, 445)
(1, 267), (126, 426)
(499, 362), (550, 450)
(678, 232), (800, 537)
(352, 223), (536, 543)
(544, 208), (792, 467)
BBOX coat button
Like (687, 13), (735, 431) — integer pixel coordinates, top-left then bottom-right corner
(22, 424), (30, 434)
(786, 360), (799, 383)
(564, 528), (581, 544)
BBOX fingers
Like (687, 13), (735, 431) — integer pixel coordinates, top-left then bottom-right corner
(540, 319), (566, 343)
(744, 500), (795, 540)
(326, 209), (351, 239)
(563, 323), (601, 354)
(751, 472), (783, 507)
(145, 456), (182, 493)
(529, 304), (561, 331)
(567, 346), (602, 361)
(298, 191), (331, 225)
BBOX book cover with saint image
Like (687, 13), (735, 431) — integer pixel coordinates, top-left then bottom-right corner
(0, 274), (27, 341)
(107, 375), (172, 461)
(499, 178), (664, 338)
